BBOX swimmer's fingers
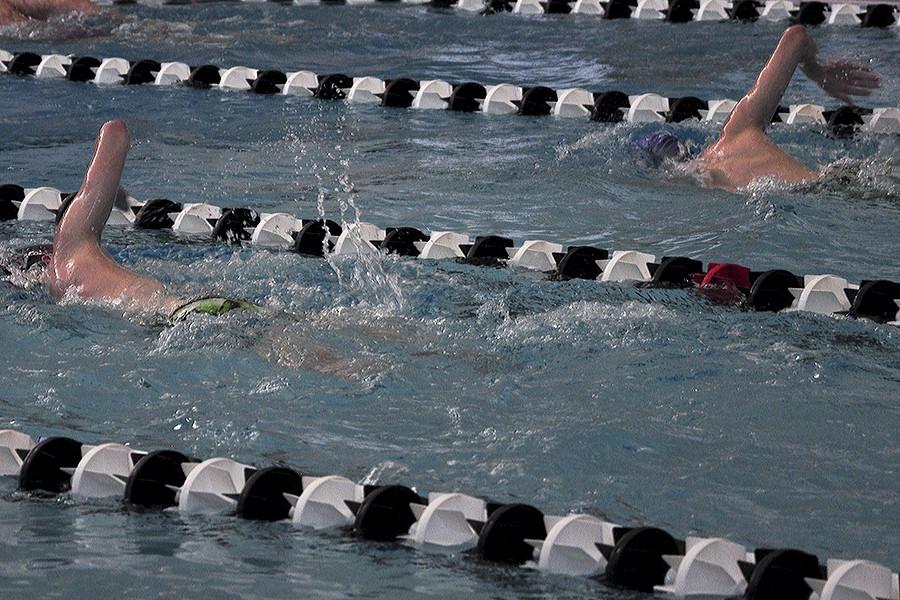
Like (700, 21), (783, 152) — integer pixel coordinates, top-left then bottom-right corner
(842, 62), (880, 82)
(847, 70), (880, 91)
(831, 91), (854, 106)
(846, 85), (876, 98)
(838, 71), (880, 101)
(835, 61), (881, 89)
(819, 59), (881, 104)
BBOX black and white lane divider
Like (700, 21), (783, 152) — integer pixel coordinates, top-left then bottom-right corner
(498, 0), (900, 22)
(83, 0), (900, 28)
(2, 182), (899, 326)
(2, 50), (898, 135)
(1, 427), (899, 599)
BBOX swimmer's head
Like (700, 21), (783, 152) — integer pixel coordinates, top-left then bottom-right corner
(636, 131), (692, 166)
(2, 243), (54, 276)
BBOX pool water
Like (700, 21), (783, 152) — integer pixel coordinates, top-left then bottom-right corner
(1, 6), (899, 598)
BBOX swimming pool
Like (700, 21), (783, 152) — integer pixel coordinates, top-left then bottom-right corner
(1, 6), (899, 598)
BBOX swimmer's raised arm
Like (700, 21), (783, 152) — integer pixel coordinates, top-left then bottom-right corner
(54, 120), (129, 259)
(723, 25), (879, 137)
(47, 120), (183, 313)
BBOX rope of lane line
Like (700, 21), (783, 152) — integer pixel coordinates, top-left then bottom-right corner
(3, 182), (899, 326)
(2, 49), (898, 134)
(87, 0), (900, 28)
(1, 426), (898, 599)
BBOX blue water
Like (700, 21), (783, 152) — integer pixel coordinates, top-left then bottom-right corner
(1, 6), (900, 598)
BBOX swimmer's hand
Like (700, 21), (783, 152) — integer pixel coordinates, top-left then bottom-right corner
(802, 58), (880, 106)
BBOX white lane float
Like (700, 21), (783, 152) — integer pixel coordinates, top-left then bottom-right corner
(154, 62), (191, 86)
(347, 77), (386, 104)
(171, 203), (222, 234)
(827, 3), (863, 24)
(17, 187), (63, 221)
(863, 107), (900, 134)
(332, 222), (386, 255)
(513, 0), (544, 13)
(655, 537), (750, 597)
(0, 49), (11, 73)
(626, 93), (669, 123)
(785, 104), (826, 125)
(599, 250), (657, 283)
(287, 475), (365, 529)
(696, 0), (730, 20)
(482, 84), (523, 115)
(417, 231), (470, 260)
(403, 492), (487, 548)
(283, 71), (318, 96)
(218, 66), (258, 91)
(506, 240), (563, 271)
(176, 457), (256, 515)
(701, 99), (737, 122)
(572, 0), (604, 13)
(455, 0), (485, 10)
(554, 88), (594, 118)
(760, 0), (794, 19)
(412, 80), (453, 110)
(35, 54), (70, 79)
(249, 213), (303, 248)
(528, 514), (618, 576)
(789, 274), (859, 314)
(633, 0), (666, 18)
(69, 443), (147, 498)
(805, 559), (897, 600)
(0, 429), (36, 476)
(94, 57), (130, 85)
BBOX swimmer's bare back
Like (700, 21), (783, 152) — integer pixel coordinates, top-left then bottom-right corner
(47, 120), (183, 313)
(0, 0), (97, 25)
(697, 25), (880, 191)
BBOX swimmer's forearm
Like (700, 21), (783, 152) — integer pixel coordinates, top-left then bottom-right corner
(724, 25), (813, 134)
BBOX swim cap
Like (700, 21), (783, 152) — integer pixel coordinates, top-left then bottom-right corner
(636, 131), (689, 165)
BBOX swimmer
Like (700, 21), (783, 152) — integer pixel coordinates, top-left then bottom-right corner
(640, 25), (881, 191)
(45, 120), (269, 322)
(28, 119), (388, 377)
(0, 0), (98, 26)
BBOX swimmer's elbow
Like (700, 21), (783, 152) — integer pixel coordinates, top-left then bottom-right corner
(100, 119), (129, 144)
(783, 24), (809, 40)
(781, 25), (813, 55)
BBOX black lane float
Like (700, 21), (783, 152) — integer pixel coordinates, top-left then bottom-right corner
(1, 49), (898, 136)
(2, 181), (899, 326)
(0, 427), (897, 599)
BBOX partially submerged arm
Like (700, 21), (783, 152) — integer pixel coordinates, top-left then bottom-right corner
(0, 1), (26, 26)
(3, 0), (97, 21)
(723, 25), (879, 137)
(48, 120), (182, 313)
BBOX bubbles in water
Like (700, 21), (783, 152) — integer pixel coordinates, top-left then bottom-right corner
(361, 460), (409, 485)
(283, 109), (406, 314)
